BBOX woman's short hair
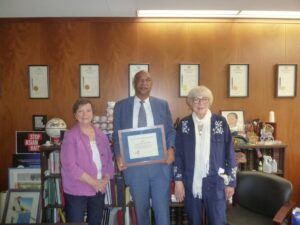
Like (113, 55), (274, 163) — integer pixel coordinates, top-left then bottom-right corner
(186, 85), (214, 107)
(72, 98), (94, 114)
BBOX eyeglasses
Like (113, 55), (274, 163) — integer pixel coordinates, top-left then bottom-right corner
(193, 97), (209, 104)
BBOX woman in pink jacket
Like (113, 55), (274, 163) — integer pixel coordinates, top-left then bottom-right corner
(61, 98), (114, 225)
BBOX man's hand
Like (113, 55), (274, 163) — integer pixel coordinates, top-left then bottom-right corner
(165, 148), (175, 165)
(117, 155), (127, 171)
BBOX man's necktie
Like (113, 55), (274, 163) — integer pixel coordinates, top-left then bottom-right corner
(138, 101), (147, 127)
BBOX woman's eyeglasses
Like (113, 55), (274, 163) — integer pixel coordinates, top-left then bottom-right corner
(193, 97), (209, 104)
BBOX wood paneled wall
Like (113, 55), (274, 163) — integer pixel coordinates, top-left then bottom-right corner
(1, 18), (300, 203)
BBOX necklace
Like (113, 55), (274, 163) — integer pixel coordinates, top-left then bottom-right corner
(198, 123), (204, 136)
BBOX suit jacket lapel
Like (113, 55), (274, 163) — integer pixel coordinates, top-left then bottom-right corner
(149, 97), (158, 125)
(127, 97), (134, 128)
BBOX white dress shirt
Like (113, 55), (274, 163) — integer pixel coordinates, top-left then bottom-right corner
(132, 96), (154, 128)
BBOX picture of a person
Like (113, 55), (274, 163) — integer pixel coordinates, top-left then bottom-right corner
(10, 196), (33, 223)
(226, 112), (243, 132)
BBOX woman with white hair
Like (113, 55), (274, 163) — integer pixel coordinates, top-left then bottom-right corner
(174, 85), (237, 225)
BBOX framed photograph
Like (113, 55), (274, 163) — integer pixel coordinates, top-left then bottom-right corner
(129, 64), (149, 96)
(179, 64), (200, 97)
(2, 189), (41, 224)
(118, 125), (167, 167)
(9, 168), (41, 190)
(221, 110), (245, 132)
(28, 65), (49, 99)
(276, 64), (297, 97)
(80, 64), (100, 97)
(32, 115), (47, 131)
(229, 64), (249, 97)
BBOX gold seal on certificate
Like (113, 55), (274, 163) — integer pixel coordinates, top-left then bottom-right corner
(118, 125), (167, 167)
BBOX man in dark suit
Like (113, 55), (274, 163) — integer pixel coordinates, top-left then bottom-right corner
(113, 70), (176, 225)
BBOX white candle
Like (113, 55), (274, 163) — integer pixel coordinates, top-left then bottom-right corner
(269, 111), (275, 123)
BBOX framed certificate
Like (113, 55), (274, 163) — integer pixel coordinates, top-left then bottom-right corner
(229, 64), (249, 97)
(276, 64), (297, 97)
(28, 65), (49, 99)
(80, 64), (100, 97)
(128, 64), (149, 96)
(179, 64), (200, 97)
(118, 125), (167, 167)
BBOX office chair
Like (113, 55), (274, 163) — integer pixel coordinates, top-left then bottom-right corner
(227, 171), (296, 225)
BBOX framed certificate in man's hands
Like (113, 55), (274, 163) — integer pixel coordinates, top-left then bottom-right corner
(118, 125), (167, 167)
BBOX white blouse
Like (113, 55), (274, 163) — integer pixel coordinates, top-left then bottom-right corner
(90, 141), (102, 179)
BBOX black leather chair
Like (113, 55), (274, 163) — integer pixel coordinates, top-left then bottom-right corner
(227, 171), (296, 225)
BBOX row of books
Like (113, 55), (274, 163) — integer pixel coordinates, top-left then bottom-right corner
(104, 174), (126, 207)
(47, 150), (60, 175)
(101, 207), (122, 225)
(44, 177), (64, 206)
(45, 207), (65, 223)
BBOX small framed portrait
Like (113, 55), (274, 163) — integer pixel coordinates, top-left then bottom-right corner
(2, 189), (41, 224)
(221, 110), (245, 132)
(32, 115), (47, 131)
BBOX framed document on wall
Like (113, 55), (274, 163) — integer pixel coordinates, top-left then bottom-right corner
(276, 64), (297, 97)
(128, 64), (149, 96)
(229, 64), (249, 97)
(80, 64), (100, 98)
(28, 65), (49, 99)
(179, 64), (200, 97)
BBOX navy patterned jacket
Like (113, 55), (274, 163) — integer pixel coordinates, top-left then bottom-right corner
(174, 113), (237, 199)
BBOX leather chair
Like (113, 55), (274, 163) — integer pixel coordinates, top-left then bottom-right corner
(227, 171), (296, 225)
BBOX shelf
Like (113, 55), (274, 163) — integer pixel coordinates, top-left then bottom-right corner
(234, 143), (286, 150)
(234, 143), (286, 176)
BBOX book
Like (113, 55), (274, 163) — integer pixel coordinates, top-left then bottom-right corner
(58, 208), (66, 223)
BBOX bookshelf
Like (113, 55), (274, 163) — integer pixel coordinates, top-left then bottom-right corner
(234, 143), (286, 176)
(40, 145), (64, 223)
